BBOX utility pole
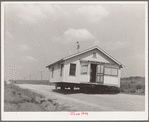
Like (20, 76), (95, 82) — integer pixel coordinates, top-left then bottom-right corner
(29, 75), (31, 80)
(39, 71), (44, 80)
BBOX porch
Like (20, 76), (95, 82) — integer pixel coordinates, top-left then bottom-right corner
(80, 60), (119, 84)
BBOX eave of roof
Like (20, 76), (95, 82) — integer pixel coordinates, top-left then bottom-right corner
(46, 46), (125, 68)
(46, 59), (64, 68)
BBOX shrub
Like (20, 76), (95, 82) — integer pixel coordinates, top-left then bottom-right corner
(130, 88), (136, 93)
(120, 77), (145, 95)
(135, 84), (143, 90)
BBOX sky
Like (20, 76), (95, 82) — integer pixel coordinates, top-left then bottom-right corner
(3, 2), (146, 80)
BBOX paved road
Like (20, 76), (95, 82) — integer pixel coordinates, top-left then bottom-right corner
(16, 84), (145, 111)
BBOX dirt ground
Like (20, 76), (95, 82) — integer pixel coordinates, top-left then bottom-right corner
(4, 83), (145, 111)
(17, 84), (145, 111)
(4, 83), (72, 111)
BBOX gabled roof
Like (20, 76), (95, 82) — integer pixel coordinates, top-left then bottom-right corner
(46, 46), (125, 68)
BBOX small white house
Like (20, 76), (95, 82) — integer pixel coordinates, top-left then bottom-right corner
(46, 46), (124, 91)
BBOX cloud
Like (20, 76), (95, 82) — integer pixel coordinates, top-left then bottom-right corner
(49, 28), (97, 55)
(5, 31), (14, 44)
(92, 40), (101, 46)
(54, 5), (70, 16)
(75, 5), (109, 23)
(52, 37), (61, 42)
(26, 56), (38, 62)
(5, 52), (14, 58)
(63, 28), (95, 41)
(5, 4), (55, 23)
(17, 4), (47, 23)
(48, 28), (98, 57)
(103, 40), (131, 51)
(5, 4), (69, 24)
(136, 54), (144, 59)
(18, 44), (31, 51)
(91, 40), (132, 52)
(17, 65), (23, 69)
(5, 31), (13, 39)
(40, 4), (56, 15)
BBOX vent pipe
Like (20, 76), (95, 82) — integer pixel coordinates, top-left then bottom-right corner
(77, 41), (80, 53)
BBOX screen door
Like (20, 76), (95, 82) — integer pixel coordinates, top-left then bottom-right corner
(96, 65), (104, 83)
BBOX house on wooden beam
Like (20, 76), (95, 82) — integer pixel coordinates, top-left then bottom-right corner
(46, 46), (124, 92)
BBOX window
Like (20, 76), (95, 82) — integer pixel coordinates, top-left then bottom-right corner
(81, 65), (88, 74)
(111, 68), (117, 75)
(52, 67), (54, 78)
(60, 64), (64, 77)
(104, 67), (118, 76)
(96, 75), (104, 83)
(104, 68), (111, 75)
(96, 65), (104, 83)
(97, 65), (104, 73)
(93, 52), (96, 58)
(69, 63), (76, 76)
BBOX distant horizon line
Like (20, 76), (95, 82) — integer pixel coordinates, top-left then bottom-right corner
(5, 76), (145, 81)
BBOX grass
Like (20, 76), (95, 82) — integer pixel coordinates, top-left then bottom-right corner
(4, 82), (45, 111)
(10, 80), (49, 85)
(120, 77), (145, 95)
(4, 82), (71, 111)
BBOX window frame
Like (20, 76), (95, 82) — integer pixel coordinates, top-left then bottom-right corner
(69, 63), (76, 76)
(52, 67), (54, 78)
(104, 67), (118, 76)
(96, 65), (104, 83)
(60, 64), (64, 77)
(96, 65), (104, 74)
(81, 64), (88, 75)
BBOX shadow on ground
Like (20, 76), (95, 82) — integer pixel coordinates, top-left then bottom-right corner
(52, 88), (119, 95)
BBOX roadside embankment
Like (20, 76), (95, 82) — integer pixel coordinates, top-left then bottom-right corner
(4, 83), (71, 111)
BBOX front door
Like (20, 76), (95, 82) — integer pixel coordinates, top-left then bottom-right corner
(90, 64), (97, 82)
(96, 65), (104, 83)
